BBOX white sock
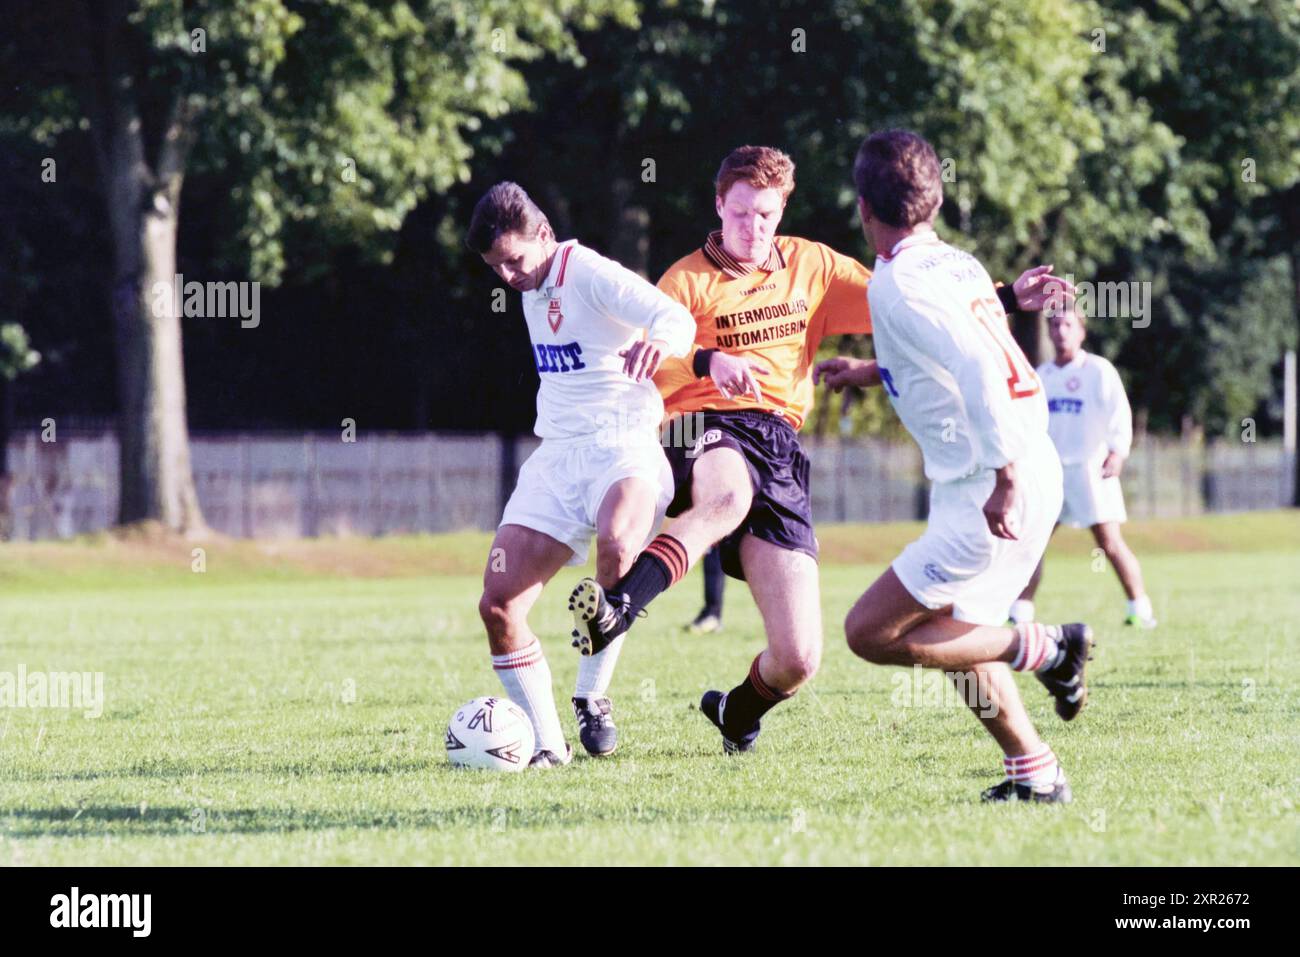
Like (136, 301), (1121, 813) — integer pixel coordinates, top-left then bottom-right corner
(574, 635), (625, 699)
(1009, 599), (1035, 624)
(1003, 745), (1061, 789)
(491, 640), (566, 754)
(1127, 595), (1153, 619)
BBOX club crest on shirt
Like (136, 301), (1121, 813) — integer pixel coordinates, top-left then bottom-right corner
(1066, 376), (1081, 392)
(547, 297), (564, 333)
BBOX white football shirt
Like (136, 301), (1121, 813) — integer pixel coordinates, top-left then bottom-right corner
(519, 240), (695, 441)
(1037, 351), (1132, 466)
(868, 231), (1049, 483)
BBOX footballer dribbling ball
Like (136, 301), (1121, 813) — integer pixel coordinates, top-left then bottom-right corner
(445, 696), (535, 771)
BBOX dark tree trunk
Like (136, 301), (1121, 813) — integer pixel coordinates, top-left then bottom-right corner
(89, 0), (205, 534)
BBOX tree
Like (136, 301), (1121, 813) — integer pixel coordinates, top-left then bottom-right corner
(0, 0), (634, 531)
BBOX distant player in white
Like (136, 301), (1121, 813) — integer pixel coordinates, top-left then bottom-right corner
(466, 182), (694, 767)
(816, 130), (1094, 803)
(1010, 305), (1156, 628)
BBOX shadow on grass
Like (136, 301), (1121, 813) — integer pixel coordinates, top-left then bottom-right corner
(1, 795), (857, 838)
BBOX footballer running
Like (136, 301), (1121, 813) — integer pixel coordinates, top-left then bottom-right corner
(817, 130), (1093, 802)
(467, 182), (694, 767)
(567, 145), (1068, 756)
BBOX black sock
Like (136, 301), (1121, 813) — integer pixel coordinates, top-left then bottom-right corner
(615, 534), (688, 614)
(721, 655), (791, 736)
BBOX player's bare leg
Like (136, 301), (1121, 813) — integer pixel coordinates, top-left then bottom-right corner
(741, 536), (822, 692)
(697, 536), (821, 753)
(1092, 521), (1156, 627)
(569, 476), (662, 757)
(664, 446), (754, 561)
(844, 567), (1093, 801)
(570, 445), (752, 655)
(479, 523), (574, 765)
(846, 569), (1021, 670)
(480, 524), (573, 654)
(593, 477), (661, 588)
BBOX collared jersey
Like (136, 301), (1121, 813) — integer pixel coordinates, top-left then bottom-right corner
(520, 239), (695, 441)
(652, 232), (872, 431)
(1037, 350), (1132, 466)
(868, 231), (1049, 483)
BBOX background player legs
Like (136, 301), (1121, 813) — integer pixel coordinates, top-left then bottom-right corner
(1090, 521), (1147, 601)
(689, 545), (726, 632)
(577, 476), (661, 700)
(479, 523), (573, 754)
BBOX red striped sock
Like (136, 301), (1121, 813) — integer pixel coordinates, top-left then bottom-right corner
(1011, 622), (1061, 672)
(643, 534), (689, 587)
(609, 534), (690, 618)
(1003, 745), (1060, 788)
(490, 640), (565, 754)
(719, 655), (792, 737)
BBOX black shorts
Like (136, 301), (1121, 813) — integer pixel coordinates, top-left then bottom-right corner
(663, 410), (818, 581)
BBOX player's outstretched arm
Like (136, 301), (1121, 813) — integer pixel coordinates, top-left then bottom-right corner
(813, 356), (880, 391)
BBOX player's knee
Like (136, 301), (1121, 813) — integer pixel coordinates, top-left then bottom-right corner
(704, 486), (751, 527)
(844, 608), (889, 663)
(595, 530), (637, 570)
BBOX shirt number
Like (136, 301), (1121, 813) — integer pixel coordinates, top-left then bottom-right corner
(970, 298), (1039, 399)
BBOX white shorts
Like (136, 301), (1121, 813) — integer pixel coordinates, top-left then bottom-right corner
(1058, 460), (1127, 528)
(893, 437), (1063, 626)
(499, 437), (673, 566)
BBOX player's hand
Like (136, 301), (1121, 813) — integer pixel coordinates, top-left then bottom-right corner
(1101, 451), (1125, 479)
(619, 338), (670, 382)
(708, 351), (769, 402)
(1013, 265), (1077, 313)
(983, 465), (1020, 540)
(813, 356), (879, 391)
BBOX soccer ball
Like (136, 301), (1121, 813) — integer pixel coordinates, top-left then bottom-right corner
(445, 696), (535, 771)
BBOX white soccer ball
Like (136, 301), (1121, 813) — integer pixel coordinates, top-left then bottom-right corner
(445, 696), (535, 771)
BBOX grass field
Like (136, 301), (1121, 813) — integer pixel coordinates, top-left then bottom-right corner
(1, 512), (1297, 866)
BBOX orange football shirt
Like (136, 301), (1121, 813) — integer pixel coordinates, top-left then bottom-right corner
(652, 231), (872, 430)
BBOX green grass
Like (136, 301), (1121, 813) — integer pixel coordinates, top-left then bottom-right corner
(1, 513), (1298, 865)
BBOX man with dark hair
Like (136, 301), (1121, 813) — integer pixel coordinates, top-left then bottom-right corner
(469, 181), (695, 766)
(816, 129), (1091, 802)
(466, 181), (552, 256)
(568, 144), (1066, 757)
